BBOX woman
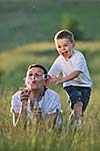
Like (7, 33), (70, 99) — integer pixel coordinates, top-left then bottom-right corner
(11, 64), (62, 130)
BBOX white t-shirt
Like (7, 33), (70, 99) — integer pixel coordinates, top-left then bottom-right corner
(48, 49), (92, 88)
(11, 89), (62, 121)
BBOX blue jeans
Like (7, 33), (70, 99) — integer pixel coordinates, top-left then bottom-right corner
(64, 86), (91, 112)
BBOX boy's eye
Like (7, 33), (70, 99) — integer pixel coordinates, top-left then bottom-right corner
(64, 44), (69, 47)
(58, 46), (61, 48)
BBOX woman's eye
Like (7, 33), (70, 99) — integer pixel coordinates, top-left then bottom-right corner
(29, 74), (33, 76)
(65, 44), (68, 47)
(35, 74), (39, 77)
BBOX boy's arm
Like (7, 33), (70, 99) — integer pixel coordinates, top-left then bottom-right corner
(53, 70), (81, 85)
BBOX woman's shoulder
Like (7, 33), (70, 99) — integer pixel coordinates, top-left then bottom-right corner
(45, 88), (60, 98)
(12, 91), (20, 100)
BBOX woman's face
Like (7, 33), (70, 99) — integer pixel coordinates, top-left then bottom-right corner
(25, 67), (46, 90)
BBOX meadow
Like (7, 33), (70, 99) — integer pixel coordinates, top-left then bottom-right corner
(0, 0), (100, 151)
(0, 41), (100, 151)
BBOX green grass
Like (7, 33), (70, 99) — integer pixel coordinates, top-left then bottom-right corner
(0, 0), (100, 150)
(0, 41), (100, 151)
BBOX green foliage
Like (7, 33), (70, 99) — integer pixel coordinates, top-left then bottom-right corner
(0, 1), (100, 50)
(62, 15), (84, 40)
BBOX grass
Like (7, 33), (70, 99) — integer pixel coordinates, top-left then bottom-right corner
(0, 41), (100, 151)
(0, 0), (100, 150)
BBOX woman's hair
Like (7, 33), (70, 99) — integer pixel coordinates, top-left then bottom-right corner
(54, 29), (74, 43)
(28, 64), (47, 74)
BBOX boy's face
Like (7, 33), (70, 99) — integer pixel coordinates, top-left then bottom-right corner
(55, 38), (75, 59)
(25, 67), (46, 90)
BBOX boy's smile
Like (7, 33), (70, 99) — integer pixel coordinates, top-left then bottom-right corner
(55, 38), (75, 60)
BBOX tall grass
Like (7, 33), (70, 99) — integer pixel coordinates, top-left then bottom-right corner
(0, 41), (100, 150)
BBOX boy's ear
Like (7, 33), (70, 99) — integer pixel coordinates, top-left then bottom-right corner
(72, 41), (75, 48)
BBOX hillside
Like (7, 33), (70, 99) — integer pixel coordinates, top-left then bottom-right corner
(0, 0), (100, 51)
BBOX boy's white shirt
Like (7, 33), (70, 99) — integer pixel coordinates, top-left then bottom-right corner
(48, 49), (92, 88)
(11, 89), (62, 121)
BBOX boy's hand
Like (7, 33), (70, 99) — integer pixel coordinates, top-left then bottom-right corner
(52, 76), (64, 85)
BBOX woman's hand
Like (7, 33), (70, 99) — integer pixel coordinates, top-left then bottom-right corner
(19, 87), (31, 106)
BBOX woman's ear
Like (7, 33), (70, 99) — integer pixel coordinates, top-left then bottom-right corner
(43, 74), (48, 80)
(44, 77), (51, 88)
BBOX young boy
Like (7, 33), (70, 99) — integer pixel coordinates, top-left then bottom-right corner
(48, 30), (92, 127)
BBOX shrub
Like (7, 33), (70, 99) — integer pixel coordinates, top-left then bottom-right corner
(61, 15), (84, 40)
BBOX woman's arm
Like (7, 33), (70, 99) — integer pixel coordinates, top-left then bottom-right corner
(12, 88), (30, 128)
(12, 102), (28, 129)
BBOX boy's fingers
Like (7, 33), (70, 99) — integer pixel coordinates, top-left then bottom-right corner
(52, 76), (58, 82)
(55, 81), (59, 85)
(52, 76), (57, 79)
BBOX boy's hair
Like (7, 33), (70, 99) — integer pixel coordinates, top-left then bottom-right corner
(54, 30), (74, 43)
(28, 64), (47, 74)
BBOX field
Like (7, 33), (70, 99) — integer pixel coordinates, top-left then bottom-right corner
(0, 0), (100, 151)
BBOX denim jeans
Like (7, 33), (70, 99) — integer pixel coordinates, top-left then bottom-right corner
(64, 86), (91, 112)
